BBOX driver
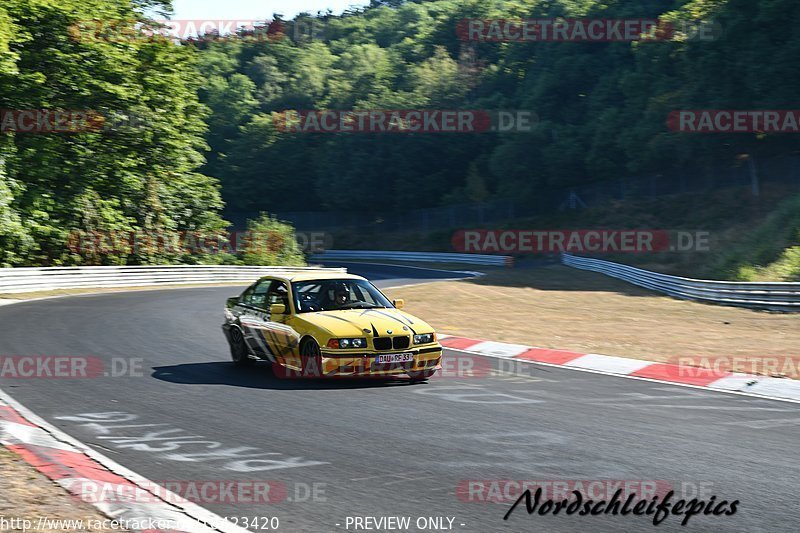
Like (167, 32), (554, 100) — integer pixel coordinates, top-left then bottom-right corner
(333, 282), (350, 307)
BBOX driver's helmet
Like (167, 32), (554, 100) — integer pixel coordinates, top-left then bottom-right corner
(333, 282), (350, 306)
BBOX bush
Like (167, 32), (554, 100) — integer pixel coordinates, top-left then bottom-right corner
(240, 213), (306, 267)
(708, 194), (800, 281)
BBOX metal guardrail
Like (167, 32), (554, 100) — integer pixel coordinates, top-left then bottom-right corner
(313, 250), (513, 267)
(562, 253), (800, 312)
(0, 265), (346, 294)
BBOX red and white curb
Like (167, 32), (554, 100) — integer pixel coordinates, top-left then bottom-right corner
(0, 388), (249, 533)
(438, 334), (800, 403)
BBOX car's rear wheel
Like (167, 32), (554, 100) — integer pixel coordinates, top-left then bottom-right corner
(300, 338), (323, 378)
(229, 328), (254, 367)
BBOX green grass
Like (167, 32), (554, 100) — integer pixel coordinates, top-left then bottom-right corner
(702, 193), (800, 281)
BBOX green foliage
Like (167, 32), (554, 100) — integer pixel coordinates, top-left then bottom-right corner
(198, 0), (800, 219)
(707, 193), (800, 281)
(757, 246), (800, 282)
(2, 0), (799, 276)
(240, 213), (306, 267)
(0, 151), (33, 267)
(187, 0), (800, 280)
(0, 0), (226, 266)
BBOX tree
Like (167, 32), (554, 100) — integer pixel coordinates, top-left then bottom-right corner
(0, 0), (227, 265)
(241, 213), (306, 266)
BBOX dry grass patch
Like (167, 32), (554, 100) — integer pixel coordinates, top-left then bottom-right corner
(384, 265), (800, 377)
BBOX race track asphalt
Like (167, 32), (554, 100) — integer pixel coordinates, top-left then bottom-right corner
(0, 264), (796, 533)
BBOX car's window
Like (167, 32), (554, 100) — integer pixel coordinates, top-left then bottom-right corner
(242, 280), (272, 309)
(267, 281), (290, 309)
(293, 279), (393, 313)
(239, 285), (255, 305)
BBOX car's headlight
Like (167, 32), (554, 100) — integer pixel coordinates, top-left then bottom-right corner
(414, 333), (436, 345)
(327, 338), (367, 349)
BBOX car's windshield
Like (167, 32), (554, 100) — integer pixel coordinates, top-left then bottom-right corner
(292, 279), (393, 313)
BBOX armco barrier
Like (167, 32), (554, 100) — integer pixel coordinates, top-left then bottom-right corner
(562, 253), (800, 312)
(313, 250), (513, 267)
(0, 265), (345, 294)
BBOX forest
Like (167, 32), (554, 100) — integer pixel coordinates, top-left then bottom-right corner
(0, 0), (798, 266)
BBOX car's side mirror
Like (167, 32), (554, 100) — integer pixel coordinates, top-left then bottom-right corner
(270, 303), (287, 316)
(226, 297), (239, 308)
(393, 299), (405, 309)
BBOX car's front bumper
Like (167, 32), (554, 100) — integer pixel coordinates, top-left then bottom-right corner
(277, 345), (443, 378)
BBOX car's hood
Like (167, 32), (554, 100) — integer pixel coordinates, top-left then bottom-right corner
(297, 308), (434, 338)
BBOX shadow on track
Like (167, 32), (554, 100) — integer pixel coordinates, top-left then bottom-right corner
(151, 361), (426, 390)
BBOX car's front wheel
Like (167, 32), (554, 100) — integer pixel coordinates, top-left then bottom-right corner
(300, 338), (323, 378)
(229, 328), (254, 367)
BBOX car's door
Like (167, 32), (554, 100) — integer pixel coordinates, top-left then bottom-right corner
(239, 278), (273, 358)
(263, 280), (303, 370)
(228, 283), (254, 323)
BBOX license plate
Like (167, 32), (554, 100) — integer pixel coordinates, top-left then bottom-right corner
(375, 353), (413, 364)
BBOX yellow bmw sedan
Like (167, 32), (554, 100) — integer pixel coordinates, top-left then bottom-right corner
(222, 272), (443, 380)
